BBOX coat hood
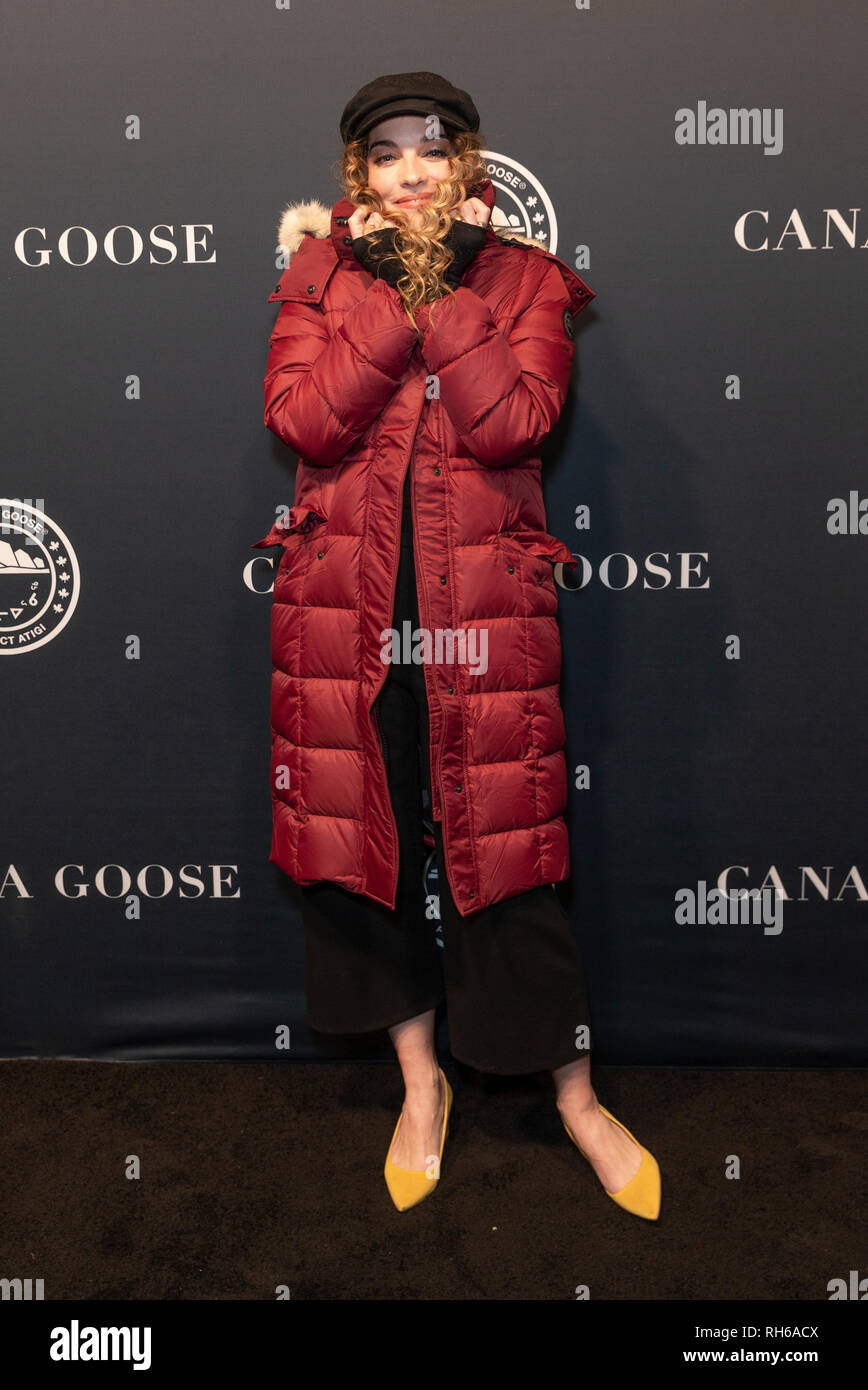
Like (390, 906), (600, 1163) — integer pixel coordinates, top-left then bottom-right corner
(269, 177), (595, 321)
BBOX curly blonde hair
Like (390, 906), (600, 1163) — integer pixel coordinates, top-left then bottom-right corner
(333, 127), (488, 333)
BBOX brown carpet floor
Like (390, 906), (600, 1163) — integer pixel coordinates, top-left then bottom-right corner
(1, 1060), (864, 1300)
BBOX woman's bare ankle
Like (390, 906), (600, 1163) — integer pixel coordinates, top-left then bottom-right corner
(403, 1061), (441, 1092)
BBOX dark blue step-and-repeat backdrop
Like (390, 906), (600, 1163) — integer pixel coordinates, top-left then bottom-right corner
(3, 1), (866, 1064)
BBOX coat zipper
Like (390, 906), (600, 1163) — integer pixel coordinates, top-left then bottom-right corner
(370, 376), (431, 907)
(412, 390), (458, 898)
(414, 391), (467, 906)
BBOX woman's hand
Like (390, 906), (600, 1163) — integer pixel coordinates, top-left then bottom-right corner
(347, 206), (398, 239)
(439, 203), (490, 291)
(349, 207), (405, 287)
(452, 196), (491, 228)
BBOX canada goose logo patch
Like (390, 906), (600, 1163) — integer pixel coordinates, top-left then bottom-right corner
(483, 150), (558, 251)
(0, 499), (81, 654)
(562, 306), (576, 340)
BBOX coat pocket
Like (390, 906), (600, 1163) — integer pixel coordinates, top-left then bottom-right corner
(498, 529), (578, 570)
(250, 505), (327, 550)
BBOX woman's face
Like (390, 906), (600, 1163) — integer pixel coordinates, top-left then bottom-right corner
(364, 113), (456, 223)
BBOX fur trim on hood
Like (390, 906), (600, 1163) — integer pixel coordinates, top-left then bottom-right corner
(274, 198), (541, 260)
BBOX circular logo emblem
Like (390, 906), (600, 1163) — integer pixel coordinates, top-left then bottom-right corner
(482, 151), (558, 253)
(0, 500), (80, 654)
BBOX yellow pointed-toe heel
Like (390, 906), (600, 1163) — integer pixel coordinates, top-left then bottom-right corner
(562, 1103), (661, 1221)
(384, 1067), (453, 1212)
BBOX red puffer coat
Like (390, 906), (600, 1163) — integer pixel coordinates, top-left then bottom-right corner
(253, 178), (595, 917)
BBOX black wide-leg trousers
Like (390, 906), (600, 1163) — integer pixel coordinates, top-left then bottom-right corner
(300, 484), (592, 1075)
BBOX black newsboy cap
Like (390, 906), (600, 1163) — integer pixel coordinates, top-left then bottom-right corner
(340, 70), (480, 145)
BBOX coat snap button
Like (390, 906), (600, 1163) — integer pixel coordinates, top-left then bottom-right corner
(507, 564), (515, 574)
(455, 783), (462, 792)
(447, 684), (454, 694)
(316, 549), (324, 558)
(439, 575), (447, 584)
(343, 236), (351, 245)
(433, 466), (441, 475)
(336, 216), (348, 225)
(274, 282), (281, 292)
(536, 574), (543, 584)
(468, 890), (475, 899)
(307, 284), (316, 293)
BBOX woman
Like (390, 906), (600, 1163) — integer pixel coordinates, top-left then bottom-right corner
(253, 71), (660, 1220)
